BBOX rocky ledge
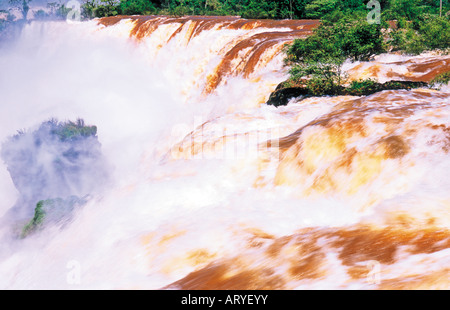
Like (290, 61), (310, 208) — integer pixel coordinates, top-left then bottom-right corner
(266, 80), (429, 107)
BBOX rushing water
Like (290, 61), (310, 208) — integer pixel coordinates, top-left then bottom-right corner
(0, 16), (449, 290)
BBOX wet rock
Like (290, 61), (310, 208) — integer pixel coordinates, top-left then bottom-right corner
(266, 80), (429, 107)
(266, 84), (309, 107)
(21, 196), (87, 238)
(1, 118), (108, 222)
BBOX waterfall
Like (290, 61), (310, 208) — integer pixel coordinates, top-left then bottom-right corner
(0, 16), (449, 290)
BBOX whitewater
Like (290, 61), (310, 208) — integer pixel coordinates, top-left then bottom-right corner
(0, 16), (449, 290)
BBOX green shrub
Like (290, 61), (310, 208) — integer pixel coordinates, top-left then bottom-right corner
(387, 15), (450, 54)
(341, 21), (385, 61)
(430, 71), (450, 89)
(347, 78), (379, 96)
(22, 199), (48, 237)
(240, 0), (278, 19)
(118, 0), (157, 15)
(1, 118), (106, 221)
(419, 16), (450, 50)
(286, 16), (384, 64)
(285, 14), (385, 96)
(305, 77), (342, 96)
(21, 196), (86, 238)
(93, 0), (119, 17)
(304, 0), (339, 19)
(51, 118), (97, 142)
(388, 28), (426, 54)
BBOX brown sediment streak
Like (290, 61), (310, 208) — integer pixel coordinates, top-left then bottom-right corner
(204, 30), (312, 94)
(226, 18), (319, 31)
(163, 225), (450, 289)
(191, 16), (239, 37)
(98, 15), (319, 93)
(348, 55), (450, 83)
(270, 90), (450, 153)
(242, 39), (288, 78)
(378, 135), (410, 159)
(181, 20), (199, 44)
(98, 15), (163, 40)
(429, 124), (450, 153)
(332, 227), (450, 267)
(388, 57), (450, 82)
(168, 17), (242, 43)
(97, 15), (132, 27)
(164, 261), (286, 290)
(379, 269), (450, 290)
(98, 15), (318, 40)
(160, 17), (225, 42)
(264, 90), (450, 194)
(167, 23), (185, 42)
(131, 16), (167, 40)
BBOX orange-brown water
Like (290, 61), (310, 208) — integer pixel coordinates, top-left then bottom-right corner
(0, 16), (449, 290)
(98, 16), (319, 96)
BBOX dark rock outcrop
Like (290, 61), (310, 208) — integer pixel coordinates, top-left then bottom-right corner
(266, 80), (429, 107)
(266, 84), (309, 107)
(21, 196), (87, 238)
(1, 118), (108, 231)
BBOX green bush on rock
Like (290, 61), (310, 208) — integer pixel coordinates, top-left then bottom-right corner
(387, 15), (450, 55)
(266, 79), (428, 106)
(282, 14), (386, 100)
(430, 71), (450, 89)
(1, 118), (108, 237)
(272, 5), (449, 106)
(51, 119), (97, 142)
(21, 196), (87, 238)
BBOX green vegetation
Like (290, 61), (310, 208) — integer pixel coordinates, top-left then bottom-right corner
(8, 0), (31, 20)
(346, 79), (428, 95)
(86, 0), (300, 19)
(266, 77), (428, 106)
(83, 0), (119, 18)
(22, 199), (49, 237)
(430, 71), (450, 89)
(21, 196), (86, 238)
(346, 78), (380, 95)
(69, 0), (447, 99)
(387, 15), (450, 54)
(278, 1), (450, 100)
(51, 118), (97, 142)
(1, 119), (107, 231)
(118, 0), (157, 15)
(288, 13), (385, 62)
(1, 119), (105, 238)
(71, 0), (449, 20)
(2, 0), (449, 98)
(0, 18), (6, 31)
(284, 13), (386, 96)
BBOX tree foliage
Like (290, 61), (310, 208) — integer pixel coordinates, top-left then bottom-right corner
(21, 196), (87, 238)
(387, 15), (450, 54)
(2, 0), (449, 22)
(284, 14), (386, 95)
(282, 0), (449, 96)
(8, 0), (31, 20)
(119, 0), (156, 15)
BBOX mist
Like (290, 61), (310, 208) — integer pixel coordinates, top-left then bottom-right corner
(1, 13), (449, 290)
(0, 20), (196, 236)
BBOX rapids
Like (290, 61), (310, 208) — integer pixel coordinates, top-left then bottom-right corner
(0, 15), (449, 289)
